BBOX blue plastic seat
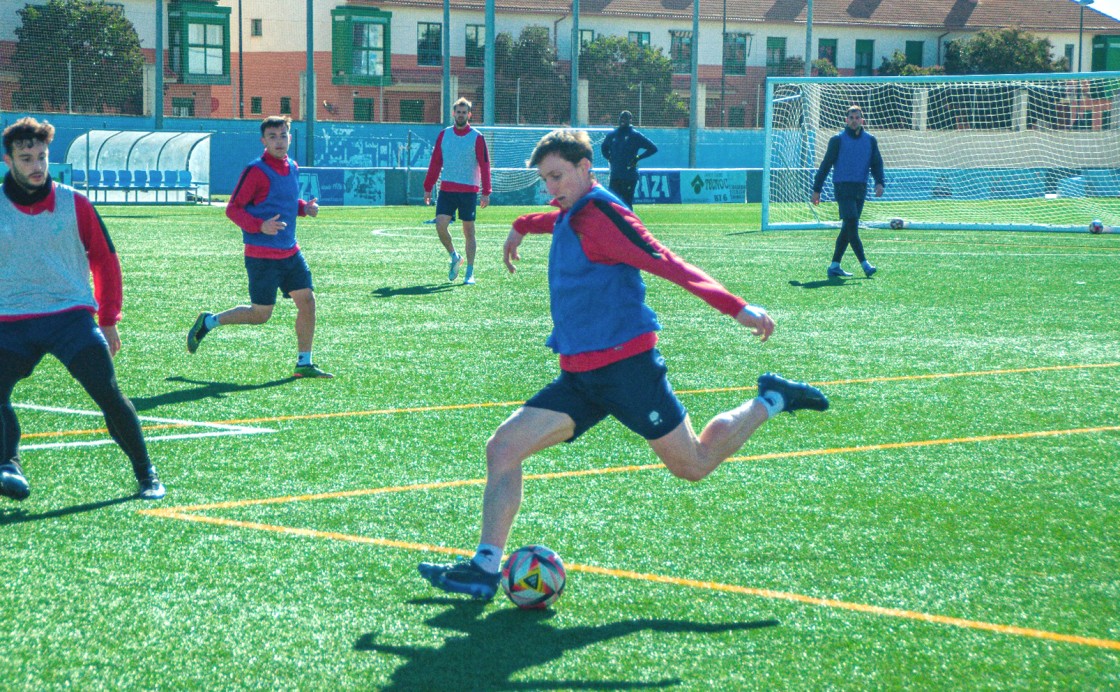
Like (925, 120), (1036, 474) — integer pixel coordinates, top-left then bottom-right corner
(132, 169), (148, 188)
(101, 170), (118, 188)
(72, 169), (87, 187)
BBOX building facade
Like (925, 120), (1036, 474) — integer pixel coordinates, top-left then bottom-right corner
(2, 0), (1120, 127)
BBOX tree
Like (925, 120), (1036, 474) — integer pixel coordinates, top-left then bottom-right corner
(812, 59), (839, 78)
(13, 0), (145, 114)
(878, 50), (945, 77)
(490, 26), (570, 125)
(578, 36), (688, 127)
(944, 28), (1063, 75)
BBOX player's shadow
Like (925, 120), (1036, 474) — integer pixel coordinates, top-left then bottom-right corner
(0, 495), (135, 526)
(372, 284), (456, 298)
(130, 375), (295, 412)
(355, 598), (779, 690)
(788, 277), (860, 289)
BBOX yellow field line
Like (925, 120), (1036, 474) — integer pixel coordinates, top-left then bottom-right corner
(23, 361), (1120, 438)
(139, 496), (1120, 652)
(140, 423), (1120, 513)
(569, 564), (1120, 651)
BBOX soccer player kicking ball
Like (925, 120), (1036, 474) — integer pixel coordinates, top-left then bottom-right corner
(419, 129), (828, 599)
(0, 117), (165, 502)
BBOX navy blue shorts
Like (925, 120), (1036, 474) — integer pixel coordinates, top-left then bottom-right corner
(834, 182), (868, 220)
(525, 348), (687, 442)
(245, 252), (313, 306)
(435, 190), (479, 222)
(0, 309), (108, 370)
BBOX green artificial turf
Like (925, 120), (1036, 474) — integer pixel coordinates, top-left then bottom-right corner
(1, 202), (1118, 689)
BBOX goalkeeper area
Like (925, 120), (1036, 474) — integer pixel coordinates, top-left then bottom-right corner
(764, 72), (1120, 232)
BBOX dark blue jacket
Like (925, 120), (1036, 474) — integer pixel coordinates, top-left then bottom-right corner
(600, 126), (658, 183)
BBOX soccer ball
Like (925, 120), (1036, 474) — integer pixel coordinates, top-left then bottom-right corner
(1089, 219), (1104, 234)
(501, 544), (566, 609)
(889, 218), (905, 230)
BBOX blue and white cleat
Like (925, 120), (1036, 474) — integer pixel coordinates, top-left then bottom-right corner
(448, 252), (463, 282)
(418, 558), (500, 600)
(0, 461), (30, 501)
(827, 265), (853, 278)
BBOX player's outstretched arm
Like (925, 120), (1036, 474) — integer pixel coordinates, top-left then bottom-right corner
(503, 228), (526, 274)
(735, 304), (774, 343)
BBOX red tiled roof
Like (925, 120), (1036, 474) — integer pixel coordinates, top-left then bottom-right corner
(360, 0), (1120, 30)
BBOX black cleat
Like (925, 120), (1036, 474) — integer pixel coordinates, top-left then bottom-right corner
(758, 372), (829, 413)
(0, 460), (30, 501)
(187, 312), (212, 354)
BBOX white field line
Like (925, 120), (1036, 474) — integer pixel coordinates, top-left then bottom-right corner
(14, 403), (275, 450)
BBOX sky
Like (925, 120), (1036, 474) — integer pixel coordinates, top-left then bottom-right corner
(1083, 0), (1120, 22)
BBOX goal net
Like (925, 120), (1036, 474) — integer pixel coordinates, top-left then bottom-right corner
(477, 126), (612, 197)
(763, 72), (1120, 232)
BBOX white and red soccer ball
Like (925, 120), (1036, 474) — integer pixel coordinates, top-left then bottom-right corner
(1089, 219), (1105, 234)
(501, 544), (566, 609)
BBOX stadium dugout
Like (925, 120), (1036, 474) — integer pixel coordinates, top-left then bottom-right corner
(65, 130), (211, 204)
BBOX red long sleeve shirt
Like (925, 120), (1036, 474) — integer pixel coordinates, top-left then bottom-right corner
(226, 152), (309, 259)
(513, 195), (747, 371)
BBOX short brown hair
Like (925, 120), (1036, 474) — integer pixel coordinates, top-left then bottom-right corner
(260, 115), (291, 135)
(528, 129), (593, 168)
(453, 97), (472, 111)
(846, 105), (863, 117)
(3, 117), (55, 156)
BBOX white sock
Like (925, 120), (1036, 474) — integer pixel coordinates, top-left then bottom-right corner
(472, 544), (503, 574)
(204, 314), (220, 330)
(758, 391), (785, 418)
(297, 351), (312, 367)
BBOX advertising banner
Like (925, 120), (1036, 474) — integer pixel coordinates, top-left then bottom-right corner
(299, 168), (386, 206)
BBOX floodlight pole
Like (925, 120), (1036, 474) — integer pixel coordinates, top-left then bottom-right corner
(570, 0), (581, 126)
(688, 0), (698, 166)
(155, 0), (164, 128)
(484, 0), (495, 124)
(805, 0), (813, 76)
(1078, 0), (1094, 72)
(306, 0), (315, 165)
(720, 0), (725, 127)
(238, 0), (244, 118)
(443, 0), (451, 125)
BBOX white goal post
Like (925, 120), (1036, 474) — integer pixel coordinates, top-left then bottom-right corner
(762, 72), (1120, 233)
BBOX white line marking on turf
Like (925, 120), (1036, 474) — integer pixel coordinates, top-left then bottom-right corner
(14, 403), (275, 450)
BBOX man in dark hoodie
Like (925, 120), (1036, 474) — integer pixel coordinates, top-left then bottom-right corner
(600, 110), (658, 209)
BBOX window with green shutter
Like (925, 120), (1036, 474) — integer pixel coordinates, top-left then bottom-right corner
(169, 1), (231, 85)
(331, 6), (392, 86)
(855, 39), (874, 76)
